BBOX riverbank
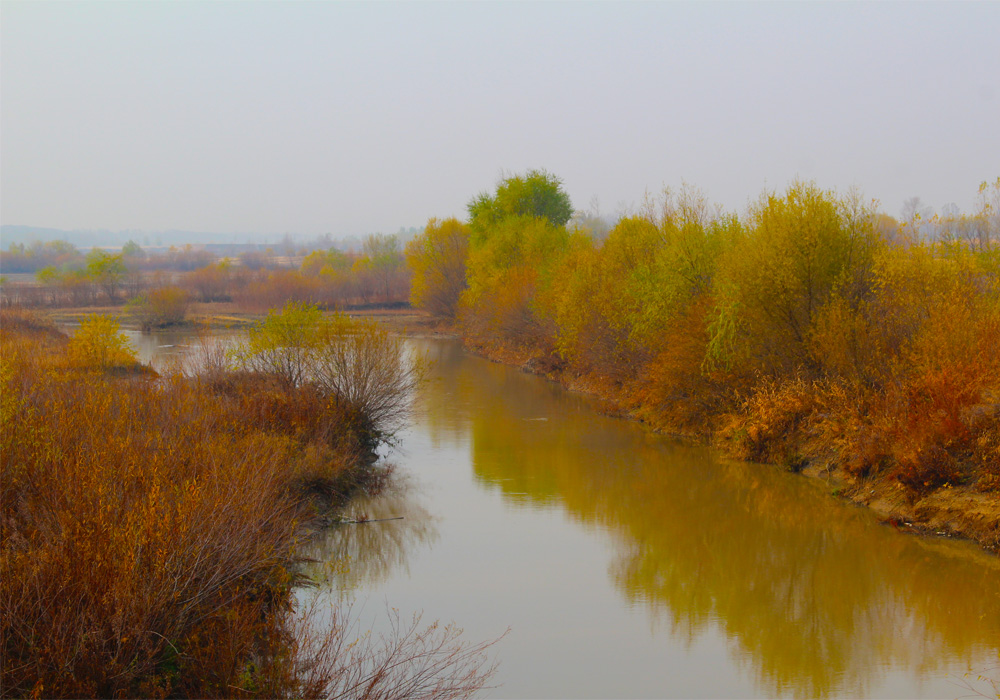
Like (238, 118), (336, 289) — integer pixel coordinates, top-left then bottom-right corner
(41, 303), (999, 552)
(0, 308), (372, 696)
(460, 337), (1000, 554)
(0, 307), (494, 698)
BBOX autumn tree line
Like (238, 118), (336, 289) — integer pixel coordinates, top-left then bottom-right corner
(2, 172), (997, 694)
(2, 171), (997, 501)
(0, 233), (412, 316)
(407, 172), (1000, 510)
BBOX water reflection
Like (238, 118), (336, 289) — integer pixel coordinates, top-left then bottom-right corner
(413, 340), (1000, 698)
(121, 328), (239, 373)
(124, 328), (439, 592)
(299, 476), (439, 594)
(127, 333), (1000, 697)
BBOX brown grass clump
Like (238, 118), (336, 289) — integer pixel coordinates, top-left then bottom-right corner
(718, 377), (820, 471)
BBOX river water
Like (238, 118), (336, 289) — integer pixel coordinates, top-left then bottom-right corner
(133, 331), (1000, 698)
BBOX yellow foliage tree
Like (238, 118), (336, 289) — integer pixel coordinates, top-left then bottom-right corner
(67, 314), (138, 371)
(708, 182), (881, 376)
(405, 218), (470, 320)
(460, 216), (570, 349)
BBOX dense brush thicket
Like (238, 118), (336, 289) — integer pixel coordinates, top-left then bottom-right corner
(0, 308), (495, 699)
(409, 177), (1000, 502)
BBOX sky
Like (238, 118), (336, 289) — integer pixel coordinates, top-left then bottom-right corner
(2, 1), (998, 239)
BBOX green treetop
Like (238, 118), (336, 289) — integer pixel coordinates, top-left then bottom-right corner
(467, 169), (573, 232)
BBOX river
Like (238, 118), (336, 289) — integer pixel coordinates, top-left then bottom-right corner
(133, 331), (1000, 699)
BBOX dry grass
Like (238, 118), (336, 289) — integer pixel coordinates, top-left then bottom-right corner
(0, 308), (500, 699)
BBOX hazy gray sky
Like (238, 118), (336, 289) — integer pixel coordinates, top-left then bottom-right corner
(2, 1), (998, 237)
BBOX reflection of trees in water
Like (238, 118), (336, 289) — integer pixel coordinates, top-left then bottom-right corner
(601, 457), (1000, 698)
(438, 344), (1000, 698)
(408, 339), (480, 449)
(299, 475), (438, 593)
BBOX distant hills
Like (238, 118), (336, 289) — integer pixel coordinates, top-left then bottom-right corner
(0, 225), (424, 252)
(0, 225), (282, 249)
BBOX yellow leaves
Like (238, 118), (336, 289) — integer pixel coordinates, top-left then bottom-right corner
(2, 336), (326, 693)
(459, 215), (573, 350)
(863, 240), (1000, 381)
(405, 217), (470, 319)
(301, 248), (350, 276)
(0, 357), (23, 430)
(709, 181), (883, 376)
(67, 314), (138, 371)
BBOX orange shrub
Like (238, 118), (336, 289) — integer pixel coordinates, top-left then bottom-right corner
(127, 286), (190, 330)
(719, 377), (821, 470)
(630, 298), (731, 437)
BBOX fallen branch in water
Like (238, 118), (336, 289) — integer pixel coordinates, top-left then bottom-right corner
(338, 516), (405, 524)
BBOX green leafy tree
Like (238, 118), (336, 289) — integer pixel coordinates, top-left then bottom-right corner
(467, 169), (573, 231)
(86, 249), (127, 302)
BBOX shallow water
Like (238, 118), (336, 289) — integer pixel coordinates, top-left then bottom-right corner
(138, 330), (1000, 698)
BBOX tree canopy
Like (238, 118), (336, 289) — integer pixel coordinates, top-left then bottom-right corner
(405, 218), (470, 319)
(467, 169), (573, 231)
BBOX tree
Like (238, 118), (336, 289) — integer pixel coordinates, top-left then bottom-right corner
(86, 249), (127, 302)
(362, 234), (405, 301)
(68, 314), (137, 370)
(35, 266), (59, 285)
(228, 302), (424, 443)
(460, 215), (570, 347)
(405, 218), (470, 319)
(122, 240), (144, 260)
(467, 169), (573, 231)
(707, 182), (881, 375)
(973, 177), (1000, 251)
(127, 287), (190, 331)
(302, 248), (351, 277)
(186, 262), (232, 302)
(900, 197), (934, 228)
(35, 266), (62, 305)
(569, 195), (614, 240)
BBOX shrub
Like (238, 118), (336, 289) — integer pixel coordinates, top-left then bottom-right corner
(708, 182), (881, 377)
(720, 377), (820, 467)
(127, 286), (190, 331)
(229, 302), (425, 446)
(406, 218), (470, 320)
(0, 311), (498, 699)
(67, 314), (138, 371)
